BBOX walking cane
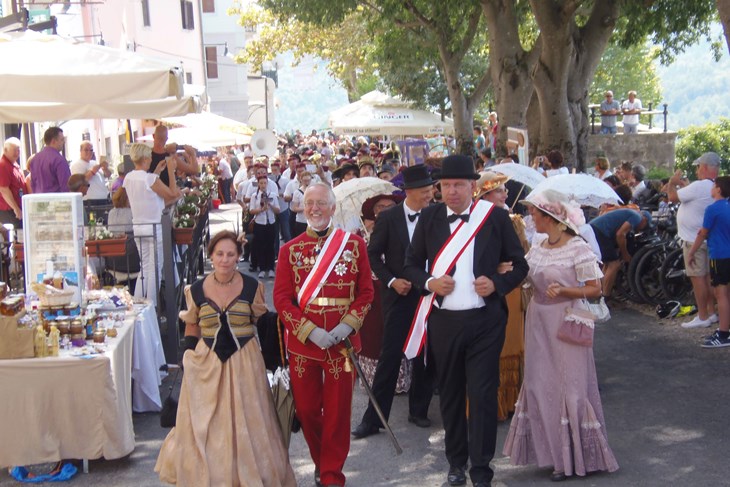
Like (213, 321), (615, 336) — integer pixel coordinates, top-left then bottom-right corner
(342, 337), (403, 455)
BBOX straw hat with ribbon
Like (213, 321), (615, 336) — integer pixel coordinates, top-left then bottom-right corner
(474, 171), (510, 200)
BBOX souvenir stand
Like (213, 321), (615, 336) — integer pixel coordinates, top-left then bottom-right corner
(0, 193), (166, 471)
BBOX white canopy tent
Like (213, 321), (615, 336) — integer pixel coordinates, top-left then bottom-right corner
(328, 90), (454, 137)
(159, 112), (253, 145)
(0, 85), (207, 123)
(0, 31), (203, 122)
(0, 31), (183, 104)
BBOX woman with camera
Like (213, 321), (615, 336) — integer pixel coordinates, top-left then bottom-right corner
(248, 175), (280, 278)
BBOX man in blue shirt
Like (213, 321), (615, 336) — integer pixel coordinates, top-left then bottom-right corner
(589, 208), (651, 299)
(600, 91), (620, 134)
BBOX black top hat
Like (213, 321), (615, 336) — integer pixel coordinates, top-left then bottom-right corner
(402, 164), (435, 189)
(434, 155), (479, 180)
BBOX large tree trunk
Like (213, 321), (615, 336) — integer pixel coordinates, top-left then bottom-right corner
(530, 0), (619, 169)
(482, 0), (539, 158)
(443, 62), (475, 156)
(718, 0), (730, 54)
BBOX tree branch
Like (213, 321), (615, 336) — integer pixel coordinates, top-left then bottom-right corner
(454, 4), (483, 63)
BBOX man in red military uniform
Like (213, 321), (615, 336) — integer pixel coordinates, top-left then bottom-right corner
(273, 182), (374, 487)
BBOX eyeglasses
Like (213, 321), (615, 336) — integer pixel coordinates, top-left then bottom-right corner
(304, 200), (331, 208)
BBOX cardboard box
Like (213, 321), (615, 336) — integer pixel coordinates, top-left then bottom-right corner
(0, 312), (34, 359)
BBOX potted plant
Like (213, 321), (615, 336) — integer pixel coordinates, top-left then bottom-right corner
(86, 226), (127, 257)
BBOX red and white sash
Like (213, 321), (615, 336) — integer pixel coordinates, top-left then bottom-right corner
(403, 200), (494, 359)
(297, 228), (351, 310)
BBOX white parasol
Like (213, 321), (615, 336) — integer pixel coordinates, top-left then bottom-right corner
(332, 178), (398, 233)
(528, 173), (622, 208)
(488, 163), (544, 189)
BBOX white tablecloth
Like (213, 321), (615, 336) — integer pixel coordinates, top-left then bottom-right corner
(0, 320), (135, 468)
(131, 304), (166, 412)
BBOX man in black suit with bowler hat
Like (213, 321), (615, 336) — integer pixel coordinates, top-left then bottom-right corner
(352, 164), (436, 439)
(403, 155), (528, 487)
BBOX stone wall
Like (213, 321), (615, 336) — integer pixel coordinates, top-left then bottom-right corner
(588, 132), (678, 170)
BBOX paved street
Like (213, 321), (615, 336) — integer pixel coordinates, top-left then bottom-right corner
(3, 205), (728, 486)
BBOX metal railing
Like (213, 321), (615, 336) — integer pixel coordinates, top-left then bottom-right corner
(589, 102), (669, 134)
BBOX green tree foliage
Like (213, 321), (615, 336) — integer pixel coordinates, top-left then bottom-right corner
(675, 118), (730, 178)
(590, 43), (662, 108)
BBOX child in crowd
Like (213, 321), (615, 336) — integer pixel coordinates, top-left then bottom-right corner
(687, 176), (730, 348)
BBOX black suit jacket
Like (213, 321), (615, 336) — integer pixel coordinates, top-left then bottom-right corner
(367, 202), (420, 311)
(403, 202), (528, 313)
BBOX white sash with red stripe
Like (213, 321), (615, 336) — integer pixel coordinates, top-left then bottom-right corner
(403, 200), (494, 359)
(297, 228), (351, 310)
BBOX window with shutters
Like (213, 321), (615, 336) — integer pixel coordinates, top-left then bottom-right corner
(205, 46), (218, 79)
(180, 0), (194, 30)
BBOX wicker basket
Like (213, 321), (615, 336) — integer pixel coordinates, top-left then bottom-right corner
(31, 283), (74, 307)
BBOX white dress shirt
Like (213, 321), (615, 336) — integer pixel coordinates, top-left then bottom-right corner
(438, 207), (483, 310)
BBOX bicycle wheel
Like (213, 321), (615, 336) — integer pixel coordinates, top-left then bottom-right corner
(614, 263), (644, 304)
(634, 244), (670, 305)
(660, 248), (693, 302)
(627, 244), (659, 300)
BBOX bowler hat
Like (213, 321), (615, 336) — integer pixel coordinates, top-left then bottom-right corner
(434, 155), (479, 180)
(402, 164), (435, 189)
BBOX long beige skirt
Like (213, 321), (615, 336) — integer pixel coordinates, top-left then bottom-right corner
(155, 339), (296, 487)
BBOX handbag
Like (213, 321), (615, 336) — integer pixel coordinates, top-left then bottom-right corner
(586, 296), (611, 323)
(160, 366), (181, 428)
(557, 307), (595, 347)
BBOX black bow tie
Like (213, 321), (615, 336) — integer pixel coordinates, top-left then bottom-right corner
(407, 212), (420, 223)
(314, 228), (329, 238)
(447, 213), (469, 224)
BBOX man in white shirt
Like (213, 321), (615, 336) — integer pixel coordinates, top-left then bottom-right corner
(244, 164), (277, 203)
(269, 160), (291, 246)
(217, 155), (233, 203)
(403, 155), (527, 487)
(621, 91), (642, 134)
(353, 165), (436, 440)
(70, 141), (110, 204)
(666, 152), (720, 328)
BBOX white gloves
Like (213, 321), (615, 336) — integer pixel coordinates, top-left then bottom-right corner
(329, 323), (354, 343)
(308, 328), (337, 349)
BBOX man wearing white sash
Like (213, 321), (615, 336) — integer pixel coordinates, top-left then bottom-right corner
(403, 155), (528, 487)
(273, 182), (374, 487)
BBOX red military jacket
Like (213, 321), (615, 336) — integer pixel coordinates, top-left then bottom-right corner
(273, 226), (374, 361)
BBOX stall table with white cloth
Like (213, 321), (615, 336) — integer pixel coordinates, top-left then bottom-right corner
(0, 304), (166, 469)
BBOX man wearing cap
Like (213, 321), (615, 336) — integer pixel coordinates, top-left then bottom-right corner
(377, 163), (396, 182)
(273, 182), (374, 487)
(352, 165), (436, 440)
(600, 91), (620, 135)
(403, 155), (528, 487)
(358, 157), (376, 178)
(621, 90), (642, 134)
(665, 152), (721, 328)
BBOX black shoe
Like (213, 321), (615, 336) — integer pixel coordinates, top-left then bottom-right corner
(550, 471), (567, 482)
(314, 467), (322, 487)
(351, 421), (380, 439)
(407, 415), (431, 428)
(447, 465), (467, 486)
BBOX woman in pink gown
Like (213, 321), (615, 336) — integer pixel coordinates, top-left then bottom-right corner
(503, 190), (619, 482)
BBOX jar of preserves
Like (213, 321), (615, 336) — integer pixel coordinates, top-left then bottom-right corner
(69, 319), (84, 335)
(92, 328), (106, 344)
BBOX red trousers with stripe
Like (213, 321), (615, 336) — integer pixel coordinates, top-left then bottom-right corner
(290, 353), (355, 486)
